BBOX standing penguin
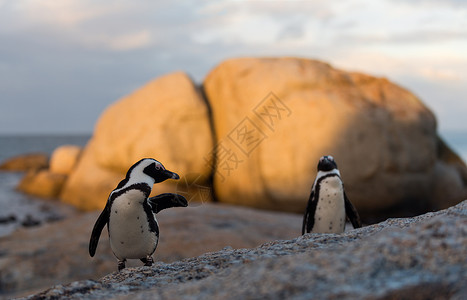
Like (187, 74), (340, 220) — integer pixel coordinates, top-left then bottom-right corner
(89, 158), (188, 271)
(302, 155), (362, 234)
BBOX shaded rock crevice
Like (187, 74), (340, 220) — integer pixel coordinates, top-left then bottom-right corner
(196, 83), (219, 203)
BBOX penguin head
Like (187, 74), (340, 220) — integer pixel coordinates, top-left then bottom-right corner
(317, 155), (338, 172)
(125, 158), (180, 187)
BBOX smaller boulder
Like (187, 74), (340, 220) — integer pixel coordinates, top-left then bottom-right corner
(21, 214), (41, 227)
(0, 153), (49, 172)
(50, 145), (82, 175)
(0, 214), (16, 224)
(17, 170), (67, 199)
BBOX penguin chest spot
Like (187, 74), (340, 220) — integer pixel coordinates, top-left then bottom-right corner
(314, 177), (346, 233)
(109, 190), (158, 259)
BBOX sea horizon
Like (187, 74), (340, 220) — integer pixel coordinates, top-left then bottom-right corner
(1, 129), (466, 164)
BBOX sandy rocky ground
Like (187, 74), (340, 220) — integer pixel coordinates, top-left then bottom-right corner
(0, 203), (303, 299)
(15, 200), (467, 300)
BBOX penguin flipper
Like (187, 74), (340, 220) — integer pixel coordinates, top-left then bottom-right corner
(89, 202), (110, 257)
(344, 192), (362, 229)
(148, 193), (188, 214)
(302, 190), (316, 235)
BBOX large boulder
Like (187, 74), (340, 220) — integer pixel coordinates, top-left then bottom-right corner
(203, 57), (467, 219)
(25, 200), (467, 299)
(60, 72), (214, 210)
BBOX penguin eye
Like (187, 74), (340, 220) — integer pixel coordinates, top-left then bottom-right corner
(154, 163), (165, 171)
(328, 156), (334, 161)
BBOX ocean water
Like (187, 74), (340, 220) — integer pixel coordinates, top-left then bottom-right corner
(0, 135), (90, 163)
(0, 135), (90, 237)
(441, 130), (467, 163)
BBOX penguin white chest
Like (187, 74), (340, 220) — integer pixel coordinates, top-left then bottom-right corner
(313, 176), (346, 233)
(108, 189), (158, 260)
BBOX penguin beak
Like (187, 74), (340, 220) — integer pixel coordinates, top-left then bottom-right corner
(163, 170), (179, 180)
(317, 155), (338, 172)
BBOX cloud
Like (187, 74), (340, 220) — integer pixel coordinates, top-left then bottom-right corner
(107, 30), (152, 51)
(0, 1), (191, 51)
(193, 0), (345, 46)
(338, 30), (467, 45)
(419, 68), (462, 82)
(276, 20), (307, 41)
(1, 0), (120, 28)
(394, 0), (467, 8)
(0, 0), (467, 133)
(77, 30), (153, 51)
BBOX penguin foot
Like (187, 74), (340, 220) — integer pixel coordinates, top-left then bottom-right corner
(117, 259), (126, 271)
(141, 256), (154, 267)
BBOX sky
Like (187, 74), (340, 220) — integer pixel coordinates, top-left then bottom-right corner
(0, 0), (466, 135)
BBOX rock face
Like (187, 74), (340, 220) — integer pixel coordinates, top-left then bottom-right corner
(0, 203), (302, 298)
(14, 147), (82, 199)
(59, 141), (123, 210)
(60, 72), (214, 210)
(25, 200), (467, 299)
(49, 145), (82, 176)
(17, 170), (67, 199)
(203, 57), (467, 218)
(0, 153), (48, 172)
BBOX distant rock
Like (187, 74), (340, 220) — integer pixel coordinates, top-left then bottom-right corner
(0, 214), (16, 224)
(60, 72), (214, 210)
(17, 169), (67, 198)
(0, 153), (48, 172)
(25, 200), (467, 299)
(20, 214), (41, 227)
(49, 145), (82, 175)
(0, 203), (302, 298)
(13, 146), (82, 199)
(203, 57), (467, 219)
(58, 141), (123, 210)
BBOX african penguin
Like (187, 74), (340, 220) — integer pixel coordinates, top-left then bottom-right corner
(89, 158), (188, 271)
(302, 155), (362, 234)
